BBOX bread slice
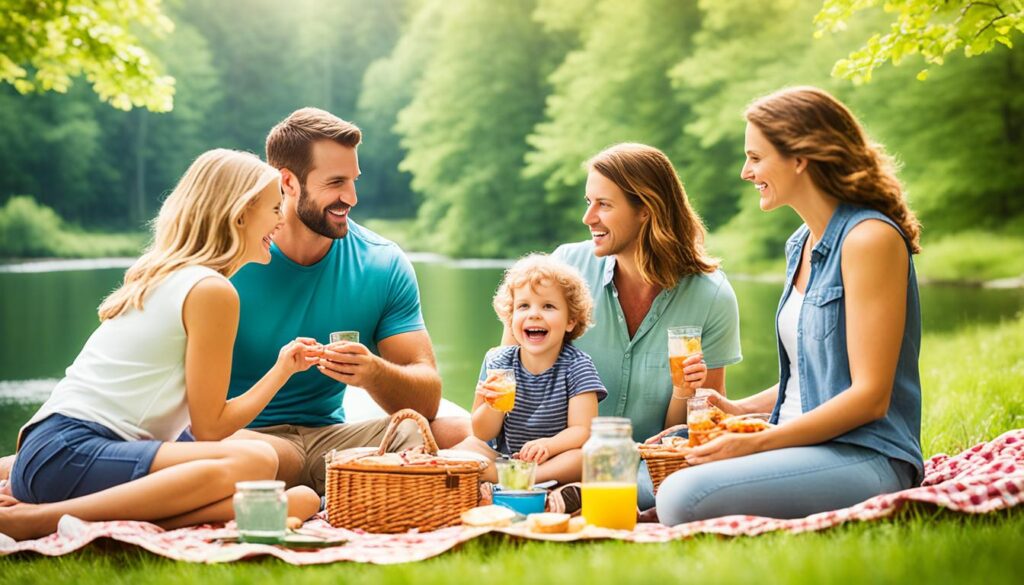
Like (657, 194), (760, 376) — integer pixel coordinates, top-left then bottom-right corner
(461, 505), (517, 527)
(528, 512), (571, 534)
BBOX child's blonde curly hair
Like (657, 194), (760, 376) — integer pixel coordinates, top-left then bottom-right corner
(493, 254), (594, 343)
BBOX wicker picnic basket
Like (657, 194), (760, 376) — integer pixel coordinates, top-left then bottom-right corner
(639, 438), (693, 495)
(325, 409), (486, 533)
(639, 414), (773, 494)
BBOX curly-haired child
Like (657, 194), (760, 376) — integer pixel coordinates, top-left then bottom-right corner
(454, 254), (607, 485)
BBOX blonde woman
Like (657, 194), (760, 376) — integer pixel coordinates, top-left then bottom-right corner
(0, 149), (322, 541)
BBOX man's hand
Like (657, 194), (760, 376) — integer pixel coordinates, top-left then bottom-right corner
(318, 341), (384, 388)
(518, 439), (552, 464)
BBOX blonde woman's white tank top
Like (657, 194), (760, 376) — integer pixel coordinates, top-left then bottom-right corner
(22, 265), (228, 442)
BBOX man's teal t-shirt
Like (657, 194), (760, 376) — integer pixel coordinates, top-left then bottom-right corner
(228, 220), (425, 428)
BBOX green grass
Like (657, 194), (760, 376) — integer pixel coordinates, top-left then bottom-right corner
(920, 313), (1024, 455)
(914, 230), (1024, 284)
(3, 314), (1023, 584)
(2, 513), (1022, 584)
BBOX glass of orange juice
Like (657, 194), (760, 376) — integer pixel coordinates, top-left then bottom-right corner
(485, 368), (516, 413)
(667, 325), (702, 387)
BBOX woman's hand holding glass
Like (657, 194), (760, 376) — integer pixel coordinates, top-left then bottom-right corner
(276, 337), (323, 375)
(700, 388), (753, 417)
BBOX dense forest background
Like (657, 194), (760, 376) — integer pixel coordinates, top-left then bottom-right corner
(1, 0), (1022, 266)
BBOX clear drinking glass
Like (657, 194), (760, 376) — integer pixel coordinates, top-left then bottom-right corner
(495, 458), (536, 491)
(329, 330), (360, 344)
(582, 417), (639, 530)
(686, 396), (717, 446)
(667, 326), (702, 387)
(484, 368), (517, 413)
(233, 480), (288, 544)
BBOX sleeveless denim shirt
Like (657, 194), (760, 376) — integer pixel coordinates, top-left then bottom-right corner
(772, 203), (924, 483)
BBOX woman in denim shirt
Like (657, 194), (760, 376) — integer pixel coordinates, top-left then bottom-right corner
(656, 87), (923, 525)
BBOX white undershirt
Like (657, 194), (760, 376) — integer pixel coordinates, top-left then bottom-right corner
(777, 287), (804, 424)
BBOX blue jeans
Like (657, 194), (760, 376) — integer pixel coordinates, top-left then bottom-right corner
(654, 442), (916, 525)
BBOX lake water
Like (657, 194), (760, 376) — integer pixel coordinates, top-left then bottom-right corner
(2, 259), (1022, 453)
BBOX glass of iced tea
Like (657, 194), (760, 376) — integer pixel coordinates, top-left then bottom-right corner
(667, 325), (702, 387)
(485, 368), (516, 413)
(686, 396), (717, 446)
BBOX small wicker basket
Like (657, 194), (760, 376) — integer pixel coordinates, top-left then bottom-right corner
(639, 442), (691, 495)
(640, 414), (773, 494)
(325, 409), (486, 533)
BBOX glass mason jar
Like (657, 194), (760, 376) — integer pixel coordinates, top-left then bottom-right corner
(233, 480), (288, 544)
(581, 417), (640, 530)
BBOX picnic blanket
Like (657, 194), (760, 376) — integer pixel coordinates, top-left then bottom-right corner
(2, 428), (1022, 564)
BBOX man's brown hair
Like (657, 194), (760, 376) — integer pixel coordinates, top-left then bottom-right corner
(265, 107), (362, 183)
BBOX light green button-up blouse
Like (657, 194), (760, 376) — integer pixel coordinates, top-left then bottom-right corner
(554, 241), (743, 442)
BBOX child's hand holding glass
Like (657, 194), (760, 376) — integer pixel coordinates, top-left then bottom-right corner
(477, 369), (516, 413)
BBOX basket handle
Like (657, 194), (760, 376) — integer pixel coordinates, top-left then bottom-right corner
(643, 423), (689, 445)
(375, 408), (439, 456)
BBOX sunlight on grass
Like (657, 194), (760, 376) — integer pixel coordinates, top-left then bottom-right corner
(2, 312), (1022, 583)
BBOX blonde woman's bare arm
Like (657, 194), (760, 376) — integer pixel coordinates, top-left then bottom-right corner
(183, 278), (319, 440)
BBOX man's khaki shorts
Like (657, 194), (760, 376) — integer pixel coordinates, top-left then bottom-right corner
(250, 417), (423, 495)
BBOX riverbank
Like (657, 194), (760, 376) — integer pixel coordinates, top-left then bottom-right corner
(356, 219), (1024, 289)
(2, 218), (1022, 288)
(3, 312), (1022, 582)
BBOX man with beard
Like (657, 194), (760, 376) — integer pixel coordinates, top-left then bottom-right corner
(227, 108), (467, 496)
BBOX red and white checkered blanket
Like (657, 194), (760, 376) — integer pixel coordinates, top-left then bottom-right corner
(2, 429), (1022, 564)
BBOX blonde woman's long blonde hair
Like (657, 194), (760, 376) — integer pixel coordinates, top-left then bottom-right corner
(98, 149), (279, 321)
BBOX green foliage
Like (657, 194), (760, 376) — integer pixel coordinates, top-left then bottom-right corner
(0, 195), (143, 257)
(0, 0), (176, 111)
(844, 48), (1024, 232)
(915, 229), (1024, 283)
(816, 0), (1024, 82)
(525, 0), (702, 231)
(356, 0), (444, 219)
(0, 195), (64, 256)
(395, 0), (559, 257)
(0, 0), (1022, 268)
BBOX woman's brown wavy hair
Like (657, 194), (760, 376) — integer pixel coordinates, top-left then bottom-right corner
(745, 86), (921, 253)
(588, 143), (718, 289)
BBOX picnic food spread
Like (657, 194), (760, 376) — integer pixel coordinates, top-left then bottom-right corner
(639, 412), (774, 494)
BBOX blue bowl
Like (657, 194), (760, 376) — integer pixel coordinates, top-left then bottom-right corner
(492, 489), (546, 515)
